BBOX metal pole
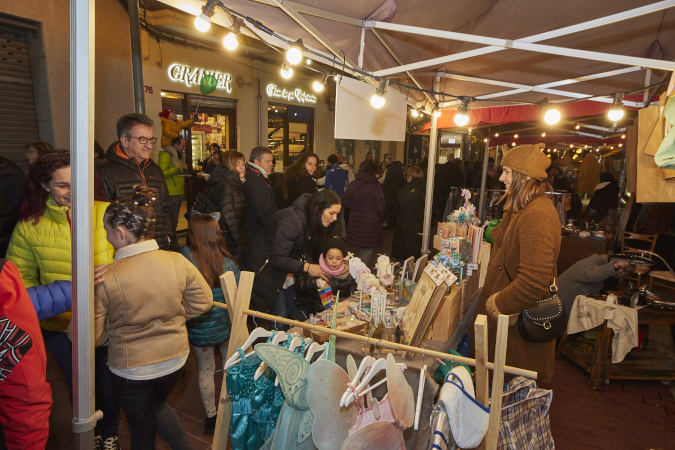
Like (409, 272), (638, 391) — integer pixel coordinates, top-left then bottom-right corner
(71, 0), (101, 448)
(478, 139), (491, 221)
(421, 74), (441, 252)
(128, 0), (145, 114)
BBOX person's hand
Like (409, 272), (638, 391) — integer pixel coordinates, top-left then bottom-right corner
(94, 264), (108, 286)
(614, 259), (635, 278)
(306, 263), (330, 282)
(192, 113), (199, 122)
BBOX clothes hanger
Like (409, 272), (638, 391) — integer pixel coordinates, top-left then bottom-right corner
(343, 357), (388, 407)
(223, 326), (274, 371)
(345, 360), (408, 407)
(340, 355), (375, 406)
(304, 342), (327, 362)
(415, 350), (427, 431)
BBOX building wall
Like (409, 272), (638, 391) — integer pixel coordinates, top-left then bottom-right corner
(0, 0), (135, 150)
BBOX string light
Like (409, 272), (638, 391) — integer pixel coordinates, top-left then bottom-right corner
(575, 124), (580, 130)
(433, 108), (442, 118)
(312, 73), (328, 93)
(541, 132), (546, 137)
(411, 108), (419, 118)
(194, 0), (216, 32)
(541, 98), (561, 125)
(514, 134), (518, 138)
(621, 134), (626, 139)
(483, 138), (488, 143)
(280, 63), (293, 79)
(494, 133), (499, 137)
(370, 79), (387, 109)
(511, 142), (516, 146)
(608, 95), (624, 122)
(454, 97), (471, 127)
(222, 18), (242, 51)
(285, 40), (304, 65)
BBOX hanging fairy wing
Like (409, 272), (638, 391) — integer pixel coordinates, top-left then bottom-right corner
(307, 360), (359, 450)
(340, 421), (404, 450)
(386, 353), (414, 428)
(346, 354), (357, 379)
(297, 409), (314, 444)
(255, 343), (311, 409)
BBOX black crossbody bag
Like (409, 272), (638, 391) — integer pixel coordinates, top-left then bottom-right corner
(503, 265), (568, 343)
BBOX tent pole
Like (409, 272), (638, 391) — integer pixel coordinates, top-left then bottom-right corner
(128, 0), (145, 114)
(478, 138), (490, 221)
(71, 0), (100, 448)
(421, 74), (441, 253)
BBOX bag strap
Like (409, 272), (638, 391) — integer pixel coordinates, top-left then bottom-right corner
(501, 256), (558, 293)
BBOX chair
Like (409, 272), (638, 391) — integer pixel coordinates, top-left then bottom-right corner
(621, 231), (658, 287)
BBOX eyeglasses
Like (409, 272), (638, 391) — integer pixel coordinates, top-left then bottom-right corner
(126, 136), (157, 144)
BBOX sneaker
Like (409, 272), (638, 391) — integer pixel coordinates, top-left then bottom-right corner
(102, 436), (119, 450)
(94, 435), (102, 450)
(204, 414), (217, 435)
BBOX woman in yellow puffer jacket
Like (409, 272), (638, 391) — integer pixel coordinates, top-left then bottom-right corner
(6, 151), (120, 448)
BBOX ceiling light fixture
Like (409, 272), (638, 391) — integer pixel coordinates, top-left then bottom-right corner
(194, 0), (216, 32)
(370, 79), (387, 109)
(608, 94), (625, 122)
(285, 39), (304, 65)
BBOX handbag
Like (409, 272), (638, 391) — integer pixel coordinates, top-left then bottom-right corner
(503, 265), (567, 343)
(497, 376), (554, 450)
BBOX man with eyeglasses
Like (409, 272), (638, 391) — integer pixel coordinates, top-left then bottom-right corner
(97, 113), (176, 250)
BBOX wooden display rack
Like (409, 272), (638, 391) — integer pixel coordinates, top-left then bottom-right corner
(209, 271), (537, 450)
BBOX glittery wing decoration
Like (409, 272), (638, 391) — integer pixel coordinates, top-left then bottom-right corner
(297, 409), (314, 444)
(307, 360), (359, 450)
(340, 421), (403, 450)
(386, 353), (414, 428)
(255, 343), (310, 410)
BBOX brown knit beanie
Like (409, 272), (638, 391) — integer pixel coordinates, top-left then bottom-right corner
(501, 143), (550, 180)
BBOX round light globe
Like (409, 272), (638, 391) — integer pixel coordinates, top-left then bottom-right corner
(544, 108), (561, 125)
(370, 94), (385, 109)
(223, 32), (238, 51)
(454, 113), (469, 126)
(286, 46), (303, 65)
(312, 80), (324, 93)
(194, 15), (211, 32)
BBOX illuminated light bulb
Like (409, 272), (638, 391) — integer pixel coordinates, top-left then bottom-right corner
(544, 108), (561, 125)
(223, 32), (238, 51)
(411, 109), (419, 118)
(541, 132), (546, 137)
(596, 149), (600, 152)
(371, 93), (385, 109)
(575, 124), (580, 130)
(584, 145), (588, 148)
(280, 63), (293, 79)
(433, 109), (442, 118)
(454, 113), (469, 126)
(333, 75), (339, 81)
(608, 96), (624, 122)
(619, 143), (623, 147)
(576, 149), (582, 154)
(514, 134), (518, 138)
(194, 14), (211, 32)
(312, 80), (324, 93)
(454, 97), (471, 127)
(569, 144), (573, 148)
(306, 59), (312, 65)
(483, 138), (488, 143)
(610, 146), (614, 149)
(495, 133), (499, 137)
(621, 134), (626, 139)
(285, 40), (304, 65)
(511, 142), (516, 147)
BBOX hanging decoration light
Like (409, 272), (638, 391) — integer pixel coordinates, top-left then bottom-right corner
(370, 79), (387, 109)
(541, 98), (561, 125)
(454, 97), (471, 127)
(433, 108), (442, 118)
(312, 73), (328, 93)
(575, 123), (580, 130)
(608, 94), (625, 122)
(514, 134), (518, 138)
(280, 63), (293, 79)
(194, 0), (217, 32)
(285, 39), (304, 65)
(541, 132), (546, 137)
(411, 108), (420, 118)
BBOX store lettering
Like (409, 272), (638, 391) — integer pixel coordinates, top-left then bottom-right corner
(266, 83), (317, 104)
(168, 64), (233, 92)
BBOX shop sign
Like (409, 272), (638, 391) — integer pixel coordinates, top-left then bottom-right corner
(168, 64), (233, 92)
(266, 83), (317, 104)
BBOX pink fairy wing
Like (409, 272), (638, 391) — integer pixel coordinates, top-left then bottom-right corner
(307, 360), (358, 450)
(340, 421), (403, 450)
(386, 354), (415, 428)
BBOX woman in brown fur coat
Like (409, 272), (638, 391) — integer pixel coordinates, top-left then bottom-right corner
(471, 143), (561, 386)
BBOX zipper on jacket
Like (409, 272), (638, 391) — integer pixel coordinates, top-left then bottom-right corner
(66, 208), (72, 230)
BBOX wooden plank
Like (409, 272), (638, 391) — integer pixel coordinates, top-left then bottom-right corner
(410, 281), (448, 348)
(475, 314), (489, 450)
(212, 271), (252, 450)
(412, 254), (428, 283)
(423, 284), (460, 342)
(485, 315), (509, 450)
(401, 269), (437, 346)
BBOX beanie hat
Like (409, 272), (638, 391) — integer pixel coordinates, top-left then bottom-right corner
(323, 237), (347, 257)
(501, 143), (550, 180)
(158, 108), (173, 119)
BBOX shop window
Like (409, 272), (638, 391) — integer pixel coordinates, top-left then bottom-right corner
(267, 103), (314, 167)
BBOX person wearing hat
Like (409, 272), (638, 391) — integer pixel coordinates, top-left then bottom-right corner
(159, 108), (198, 166)
(470, 143), (561, 387)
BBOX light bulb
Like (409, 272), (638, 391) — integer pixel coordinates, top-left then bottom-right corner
(544, 108), (561, 125)
(454, 113), (469, 126)
(511, 142), (516, 146)
(223, 32), (238, 50)
(514, 134), (518, 138)
(433, 109), (441, 118)
(411, 109), (419, 118)
(483, 138), (488, 143)
(286, 41), (303, 65)
(312, 80), (324, 93)
(542, 132), (546, 137)
(280, 64), (293, 79)
(371, 93), (385, 109)
(194, 14), (211, 32)
(608, 108), (624, 122)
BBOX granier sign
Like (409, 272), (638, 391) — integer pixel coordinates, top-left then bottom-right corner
(168, 64), (233, 93)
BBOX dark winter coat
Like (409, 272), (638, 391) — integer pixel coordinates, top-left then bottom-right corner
(470, 195), (561, 386)
(97, 142), (175, 250)
(391, 178), (426, 260)
(0, 155), (23, 257)
(343, 173), (385, 248)
(286, 175), (317, 206)
(181, 247), (240, 347)
(240, 194), (314, 313)
(244, 163), (276, 233)
(433, 161), (464, 221)
(382, 162), (406, 227)
(295, 266), (357, 313)
(208, 165), (246, 259)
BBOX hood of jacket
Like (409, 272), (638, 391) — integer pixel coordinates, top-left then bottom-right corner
(105, 141), (151, 172)
(210, 164), (241, 186)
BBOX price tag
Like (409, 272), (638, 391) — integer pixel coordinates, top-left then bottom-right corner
(467, 263), (478, 271)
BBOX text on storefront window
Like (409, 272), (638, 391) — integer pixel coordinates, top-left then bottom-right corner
(266, 84), (317, 104)
(168, 64), (233, 92)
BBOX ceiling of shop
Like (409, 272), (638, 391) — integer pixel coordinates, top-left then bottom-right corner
(147, 0), (675, 142)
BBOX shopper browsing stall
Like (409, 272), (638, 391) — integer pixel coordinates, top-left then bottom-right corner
(470, 143), (561, 386)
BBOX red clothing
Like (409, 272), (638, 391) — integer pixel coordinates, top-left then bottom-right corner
(0, 259), (52, 449)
